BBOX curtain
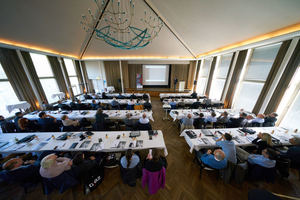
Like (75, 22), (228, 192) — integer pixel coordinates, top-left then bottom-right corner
(47, 56), (70, 97)
(205, 56), (217, 96)
(74, 60), (84, 93)
(187, 61), (197, 90)
(265, 39), (300, 114)
(252, 40), (291, 114)
(0, 47), (38, 110)
(223, 50), (248, 108)
(220, 52), (236, 101)
(80, 61), (92, 93)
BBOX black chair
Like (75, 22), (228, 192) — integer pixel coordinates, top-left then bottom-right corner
(249, 164), (276, 182)
(195, 154), (221, 179)
(62, 125), (79, 132)
(119, 163), (142, 187)
(251, 122), (263, 127)
(137, 122), (152, 131)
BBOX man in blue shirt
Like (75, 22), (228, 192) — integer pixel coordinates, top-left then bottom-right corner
(111, 98), (120, 109)
(169, 99), (177, 109)
(198, 149), (227, 169)
(216, 133), (237, 164)
(38, 111), (58, 132)
(248, 149), (276, 168)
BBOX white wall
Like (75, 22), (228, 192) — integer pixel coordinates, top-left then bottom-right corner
(84, 60), (107, 93)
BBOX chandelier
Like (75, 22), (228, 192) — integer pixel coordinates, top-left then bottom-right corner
(80, 0), (164, 50)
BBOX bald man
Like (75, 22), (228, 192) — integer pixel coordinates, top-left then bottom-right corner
(198, 149), (227, 169)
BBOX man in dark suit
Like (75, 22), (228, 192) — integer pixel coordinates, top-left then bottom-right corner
(130, 93), (137, 99)
(227, 112), (247, 128)
(143, 100), (152, 111)
(174, 78), (178, 91)
(190, 98), (201, 109)
(14, 112), (23, 132)
(263, 112), (278, 127)
(191, 92), (197, 98)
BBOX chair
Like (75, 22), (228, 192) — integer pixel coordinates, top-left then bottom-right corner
(120, 163), (142, 187)
(251, 122), (263, 127)
(126, 105), (134, 110)
(249, 164), (276, 182)
(42, 171), (79, 195)
(62, 125), (79, 132)
(134, 104), (144, 110)
(137, 122), (152, 130)
(195, 154), (221, 179)
(142, 167), (166, 195)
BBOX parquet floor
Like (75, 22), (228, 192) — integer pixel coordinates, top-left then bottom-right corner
(1, 97), (300, 200)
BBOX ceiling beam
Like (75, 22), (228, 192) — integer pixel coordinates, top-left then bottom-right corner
(79, 0), (110, 59)
(144, 0), (196, 58)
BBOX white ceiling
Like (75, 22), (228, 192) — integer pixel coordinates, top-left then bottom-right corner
(0, 0), (299, 59)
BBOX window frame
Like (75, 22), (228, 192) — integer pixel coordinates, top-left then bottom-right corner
(64, 58), (81, 96)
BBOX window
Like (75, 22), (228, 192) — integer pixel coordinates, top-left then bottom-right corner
(196, 58), (212, 95)
(30, 53), (60, 103)
(276, 66), (300, 129)
(64, 58), (80, 96)
(0, 63), (20, 117)
(209, 53), (233, 100)
(233, 43), (281, 112)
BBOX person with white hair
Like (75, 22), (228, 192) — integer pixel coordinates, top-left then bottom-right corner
(139, 113), (149, 124)
(39, 154), (72, 179)
(280, 136), (300, 166)
(197, 149), (227, 169)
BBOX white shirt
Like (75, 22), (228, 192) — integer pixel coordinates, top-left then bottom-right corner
(205, 116), (217, 123)
(128, 101), (135, 105)
(139, 117), (149, 124)
(62, 119), (79, 127)
(249, 117), (265, 124)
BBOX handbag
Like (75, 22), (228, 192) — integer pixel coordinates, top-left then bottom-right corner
(84, 161), (104, 194)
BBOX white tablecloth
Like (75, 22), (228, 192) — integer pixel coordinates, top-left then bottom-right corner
(80, 93), (150, 99)
(159, 93), (205, 98)
(162, 98), (223, 105)
(0, 130), (168, 156)
(6, 101), (31, 113)
(24, 110), (154, 122)
(180, 127), (294, 153)
(65, 99), (151, 106)
(169, 109), (245, 121)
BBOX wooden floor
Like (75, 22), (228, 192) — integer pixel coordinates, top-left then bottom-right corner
(1, 97), (300, 200)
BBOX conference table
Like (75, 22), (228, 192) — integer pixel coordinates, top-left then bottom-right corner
(81, 93), (150, 100)
(169, 109), (253, 121)
(0, 130), (168, 156)
(159, 93), (206, 99)
(162, 98), (223, 107)
(180, 127), (295, 153)
(61, 99), (151, 106)
(24, 110), (154, 122)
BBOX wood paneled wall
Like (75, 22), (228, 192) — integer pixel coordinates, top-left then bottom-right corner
(170, 64), (189, 90)
(128, 64), (142, 88)
(104, 61), (121, 92)
(187, 61), (197, 90)
(121, 61), (129, 89)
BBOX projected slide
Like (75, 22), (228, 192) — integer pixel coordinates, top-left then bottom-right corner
(142, 65), (170, 86)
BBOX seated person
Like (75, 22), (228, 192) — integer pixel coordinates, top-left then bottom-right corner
(204, 112), (217, 124)
(216, 111), (229, 125)
(247, 114), (265, 126)
(263, 112), (278, 127)
(111, 98), (120, 109)
(18, 118), (38, 132)
(139, 113), (150, 125)
(118, 93), (125, 99)
(180, 114), (194, 132)
(142, 93), (149, 100)
(177, 99), (185, 108)
(280, 137), (300, 166)
(91, 99), (99, 110)
(197, 149), (227, 169)
(84, 93), (92, 99)
(120, 149), (140, 169)
(169, 99), (177, 109)
(191, 98), (201, 109)
(216, 133), (237, 164)
(130, 93), (137, 99)
(251, 132), (273, 154)
(70, 99), (77, 110)
(76, 100), (88, 110)
(134, 99), (144, 110)
(202, 98), (212, 108)
(127, 98), (135, 110)
(72, 153), (99, 180)
(14, 112), (23, 132)
(94, 108), (109, 131)
(227, 112), (247, 128)
(144, 149), (167, 172)
(248, 149), (276, 168)
(61, 115), (80, 127)
(39, 153), (72, 179)
(41, 101), (50, 110)
(38, 112), (58, 132)
(124, 113), (135, 131)
(143, 100), (152, 111)
(101, 92), (108, 99)
(191, 92), (197, 98)
(0, 115), (15, 133)
(193, 113), (205, 129)
(57, 100), (64, 109)
(1, 157), (40, 184)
